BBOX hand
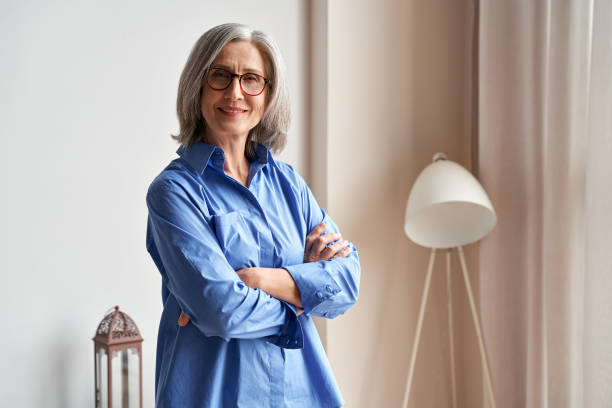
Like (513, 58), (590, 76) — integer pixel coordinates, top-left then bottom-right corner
(235, 267), (262, 289)
(303, 222), (351, 263)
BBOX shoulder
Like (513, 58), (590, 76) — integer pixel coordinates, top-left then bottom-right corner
(146, 159), (201, 201)
(271, 159), (308, 191)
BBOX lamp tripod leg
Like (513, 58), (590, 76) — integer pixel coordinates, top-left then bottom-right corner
(402, 248), (437, 408)
(457, 246), (497, 408)
(446, 251), (458, 408)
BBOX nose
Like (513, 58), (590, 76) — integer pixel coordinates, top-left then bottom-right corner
(224, 76), (243, 100)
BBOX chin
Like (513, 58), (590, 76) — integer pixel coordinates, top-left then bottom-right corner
(216, 121), (252, 133)
(215, 127), (253, 139)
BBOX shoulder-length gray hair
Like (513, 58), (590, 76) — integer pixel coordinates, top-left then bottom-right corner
(172, 23), (291, 160)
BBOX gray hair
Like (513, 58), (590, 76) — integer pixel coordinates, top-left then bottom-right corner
(171, 23), (291, 160)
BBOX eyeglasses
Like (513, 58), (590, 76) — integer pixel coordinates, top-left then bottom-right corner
(205, 67), (270, 96)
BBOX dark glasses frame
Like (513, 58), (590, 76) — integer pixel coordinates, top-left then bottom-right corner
(205, 67), (270, 96)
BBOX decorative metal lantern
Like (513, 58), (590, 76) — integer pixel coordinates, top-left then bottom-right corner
(93, 306), (143, 408)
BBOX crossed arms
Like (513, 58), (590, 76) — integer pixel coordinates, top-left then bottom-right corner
(235, 222), (351, 314)
(146, 175), (361, 347)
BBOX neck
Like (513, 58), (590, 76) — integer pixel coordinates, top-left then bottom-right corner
(206, 132), (251, 184)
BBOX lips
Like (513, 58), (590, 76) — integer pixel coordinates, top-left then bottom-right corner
(218, 106), (248, 113)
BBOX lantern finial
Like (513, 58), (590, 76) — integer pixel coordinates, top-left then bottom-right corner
(93, 306), (143, 345)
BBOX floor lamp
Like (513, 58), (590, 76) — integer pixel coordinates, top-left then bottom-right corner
(401, 153), (498, 408)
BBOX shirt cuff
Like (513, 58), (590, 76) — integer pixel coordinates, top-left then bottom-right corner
(264, 300), (304, 349)
(282, 262), (342, 317)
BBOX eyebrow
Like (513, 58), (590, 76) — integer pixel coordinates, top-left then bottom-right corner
(212, 64), (265, 76)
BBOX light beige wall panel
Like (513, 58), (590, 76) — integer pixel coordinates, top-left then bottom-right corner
(318, 0), (480, 406)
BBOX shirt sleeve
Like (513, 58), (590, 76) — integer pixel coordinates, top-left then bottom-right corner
(282, 172), (361, 319)
(146, 177), (303, 349)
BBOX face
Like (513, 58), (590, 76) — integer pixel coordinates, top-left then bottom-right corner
(200, 40), (269, 144)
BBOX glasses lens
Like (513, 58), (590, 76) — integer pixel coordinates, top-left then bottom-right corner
(207, 69), (231, 90)
(241, 73), (265, 95)
(206, 68), (266, 95)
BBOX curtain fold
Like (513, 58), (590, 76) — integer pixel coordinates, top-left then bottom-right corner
(478, 0), (611, 407)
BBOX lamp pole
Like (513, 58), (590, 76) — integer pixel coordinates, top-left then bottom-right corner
(400, 246), (497, 408)
(401, 248), (437, 408)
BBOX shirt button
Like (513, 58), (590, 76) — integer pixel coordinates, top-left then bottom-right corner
(316, 291), (323, 300)
(326, 285), (334, 293)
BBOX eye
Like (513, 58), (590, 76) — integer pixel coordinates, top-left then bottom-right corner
(211, 69), (230, 79)
(243, 73), (260, 82)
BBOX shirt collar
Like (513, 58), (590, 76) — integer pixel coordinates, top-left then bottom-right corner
(254, 142), (273, 165)
(176, 141), (273, 175)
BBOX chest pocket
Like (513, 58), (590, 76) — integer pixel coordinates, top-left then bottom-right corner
(211, 211), (260, 270)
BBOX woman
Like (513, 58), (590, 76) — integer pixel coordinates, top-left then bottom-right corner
(146, 23), (361, 407)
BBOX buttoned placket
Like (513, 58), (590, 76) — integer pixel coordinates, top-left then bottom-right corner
(206, 150), (292, 405)
(207, 149), (278, 266)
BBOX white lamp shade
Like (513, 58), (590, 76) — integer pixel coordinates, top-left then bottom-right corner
(404, 154), (497, 248)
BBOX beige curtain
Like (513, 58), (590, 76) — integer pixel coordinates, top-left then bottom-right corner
(478, 0), (612, 407)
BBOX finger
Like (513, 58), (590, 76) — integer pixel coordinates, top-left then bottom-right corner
(318, 232), (343, 247)
(332, 246), (351, 259)
(327, 239), (349, 255)
(312, 233), (343, 258)
(305, 223), (327, 253)
(318, 239), (348, 261)
(311, 232), (342, 256)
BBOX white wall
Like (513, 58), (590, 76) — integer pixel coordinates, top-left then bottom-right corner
(0, 1), (308, 406)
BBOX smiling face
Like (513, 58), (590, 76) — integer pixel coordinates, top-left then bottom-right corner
(200, 40), (269, 145)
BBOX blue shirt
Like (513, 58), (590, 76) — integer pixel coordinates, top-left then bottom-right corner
(145, 141), (361, 407)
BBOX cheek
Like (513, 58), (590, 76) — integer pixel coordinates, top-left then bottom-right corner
(255, 102), (265, 117)
(200, 89), (216, 117)
(252, 97), (267, 119)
